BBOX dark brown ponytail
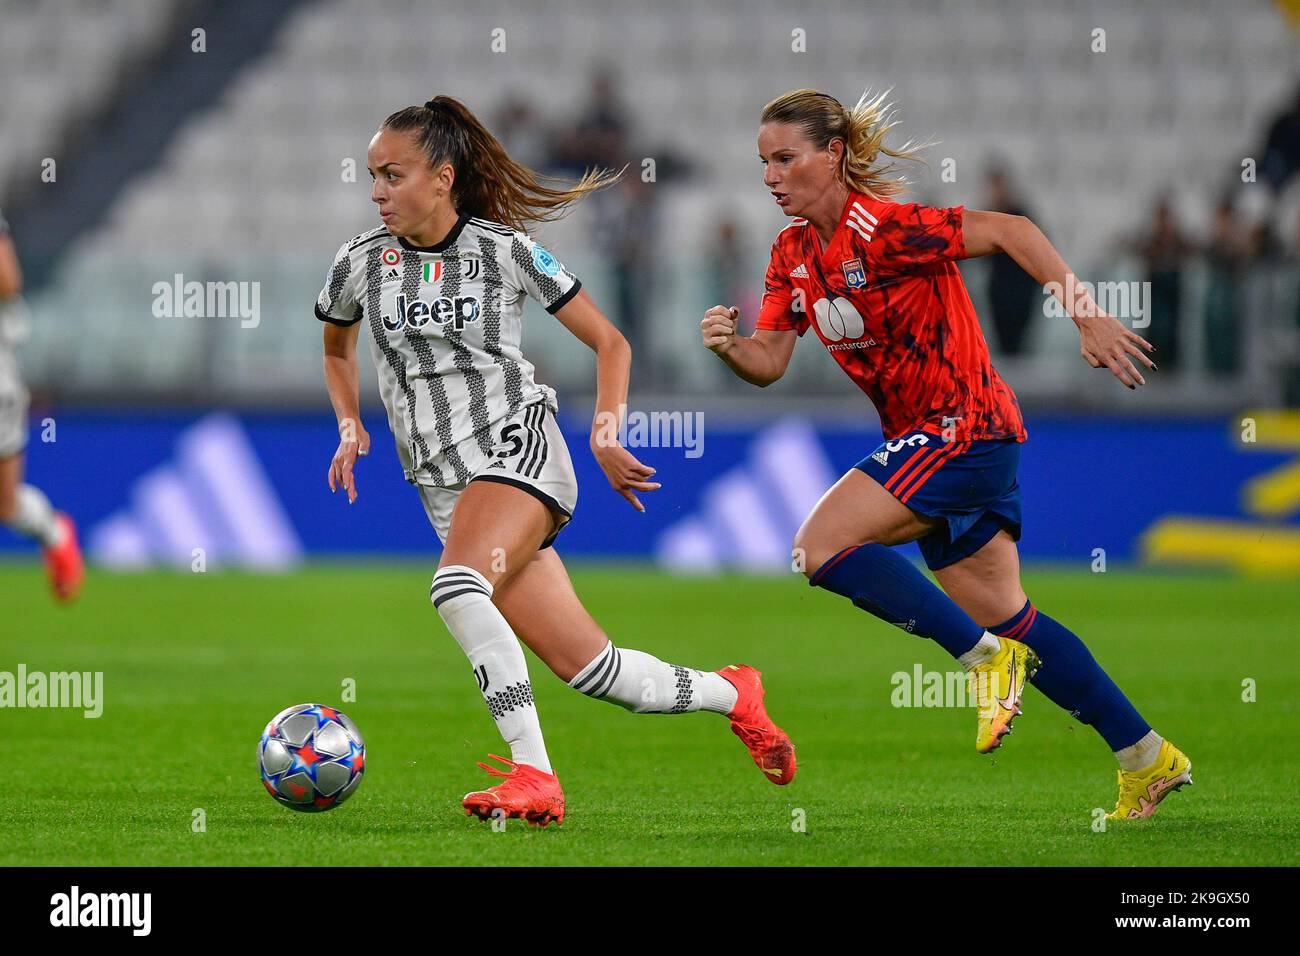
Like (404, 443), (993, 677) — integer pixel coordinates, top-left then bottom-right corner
(382, 95), (623, 230)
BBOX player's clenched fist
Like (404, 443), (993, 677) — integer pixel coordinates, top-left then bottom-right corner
(701, 305), (739, 353)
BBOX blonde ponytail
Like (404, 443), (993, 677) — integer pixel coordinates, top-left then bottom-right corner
(761, 88), (932, 199)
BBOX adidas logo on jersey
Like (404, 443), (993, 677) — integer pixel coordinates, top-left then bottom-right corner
(381, 268), (400, 283)
(789, 263), (809, 279)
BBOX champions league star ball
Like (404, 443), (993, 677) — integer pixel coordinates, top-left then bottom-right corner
(258, 703), (366, 812)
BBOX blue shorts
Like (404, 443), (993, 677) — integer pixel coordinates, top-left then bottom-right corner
(853, 430), (1023, 570)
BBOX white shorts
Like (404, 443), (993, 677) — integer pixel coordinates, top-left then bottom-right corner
(0, 347), (29, 459)
(416, 399), (578, 549)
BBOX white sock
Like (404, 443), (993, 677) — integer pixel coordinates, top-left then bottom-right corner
(431, 565), (553, 774)
(1115, 729), (1163, 772)
(957, 631), (1002, 671)
(568, 641), (739, 715)
(2, 485), (62, 547)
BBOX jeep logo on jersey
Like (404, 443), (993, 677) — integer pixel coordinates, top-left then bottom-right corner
(812, 296), (866, 342)
(382, 292), (481, 333)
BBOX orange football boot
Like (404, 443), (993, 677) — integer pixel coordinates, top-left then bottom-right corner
(42, 512), (84, 603)
(717, 664), (797, 785)
(462, 754), (565, 827)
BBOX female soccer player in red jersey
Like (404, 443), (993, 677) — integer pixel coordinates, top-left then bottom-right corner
(702, 89), (1189, 820)
(320, 96), (794, 827)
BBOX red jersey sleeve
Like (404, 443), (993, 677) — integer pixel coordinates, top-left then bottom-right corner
(867, 202), (965, 275)
(755, 237), (809, 335)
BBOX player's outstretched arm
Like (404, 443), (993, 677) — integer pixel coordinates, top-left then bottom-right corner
(322, 321), (370, 504)
(962, 209), (1156, 390)
(552, 288), (661, 512)
(701, 305), (797, 387)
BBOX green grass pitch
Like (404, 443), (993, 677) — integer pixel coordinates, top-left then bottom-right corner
(1, 563), (1296, 866)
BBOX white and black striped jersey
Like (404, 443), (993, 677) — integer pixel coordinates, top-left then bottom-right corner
(0, 207), (30, 348)
(316, 213), (582, 487)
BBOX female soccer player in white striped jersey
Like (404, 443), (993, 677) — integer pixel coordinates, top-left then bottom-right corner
(317, 96), (795, 827)
(0, 208), (83, 602)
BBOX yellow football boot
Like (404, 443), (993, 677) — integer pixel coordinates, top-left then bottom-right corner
(1106, 738), (1192, 820)
(970, 638), (1040, 753)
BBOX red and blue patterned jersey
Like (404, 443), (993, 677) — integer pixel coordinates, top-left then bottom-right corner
(756, 192), (1027, 443)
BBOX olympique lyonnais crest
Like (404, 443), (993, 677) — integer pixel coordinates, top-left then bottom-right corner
(841, 257), (866, 289)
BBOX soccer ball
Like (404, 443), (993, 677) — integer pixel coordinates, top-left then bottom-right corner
(258, 703), (365, 812)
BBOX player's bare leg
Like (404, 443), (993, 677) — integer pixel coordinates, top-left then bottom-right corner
(0, 452), (19, 527)
(433, 479), (566, 826)
(936, 530), (1188, 815)
(797, 468), (1034, 749)
(796, 467), (1000, 660)
(793, 468), (937, 573)
(932, 529), (1026, 628)
(492, 547), (796, 785)
(489, 548), (606, 680)
(0, 450), (82, 602)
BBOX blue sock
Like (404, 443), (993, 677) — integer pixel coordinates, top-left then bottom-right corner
(810, 544), (984, 659)
(992, 601), (1149, 751)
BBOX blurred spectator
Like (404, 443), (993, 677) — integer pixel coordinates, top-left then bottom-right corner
(547, 66), (670, 387)
(1246, 215), (1283, 263)
(1202, 196), (1250, 376)
(705, 217), (754, 317)
(703, 217), (762, 392)
(1259, 81), (1300, 192)
(1132, 197), (1193, 370)
(589, 174), (659, 386)
(982, 164), (1039, 356)
(1286, 210), (1300, 407)
(494, 94), (550, 170)
(551, 64), (630, 176)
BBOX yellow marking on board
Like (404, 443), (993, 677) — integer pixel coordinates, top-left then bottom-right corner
(1235, 410), (1300, 449)
(1141, 518), (1300, 575)
(1244, 460), (1300, 518)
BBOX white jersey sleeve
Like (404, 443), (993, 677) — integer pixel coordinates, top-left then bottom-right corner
(0, 206), (31, 347)
(315, 237), (367, 327)
(504, 231), (581, 315)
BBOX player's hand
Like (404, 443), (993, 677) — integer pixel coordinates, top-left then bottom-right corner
(1077, 312), (1156, 390)
(591, 440), (661, 513)
(328, 421), (370, 504)
(701, 305), (740, 354)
